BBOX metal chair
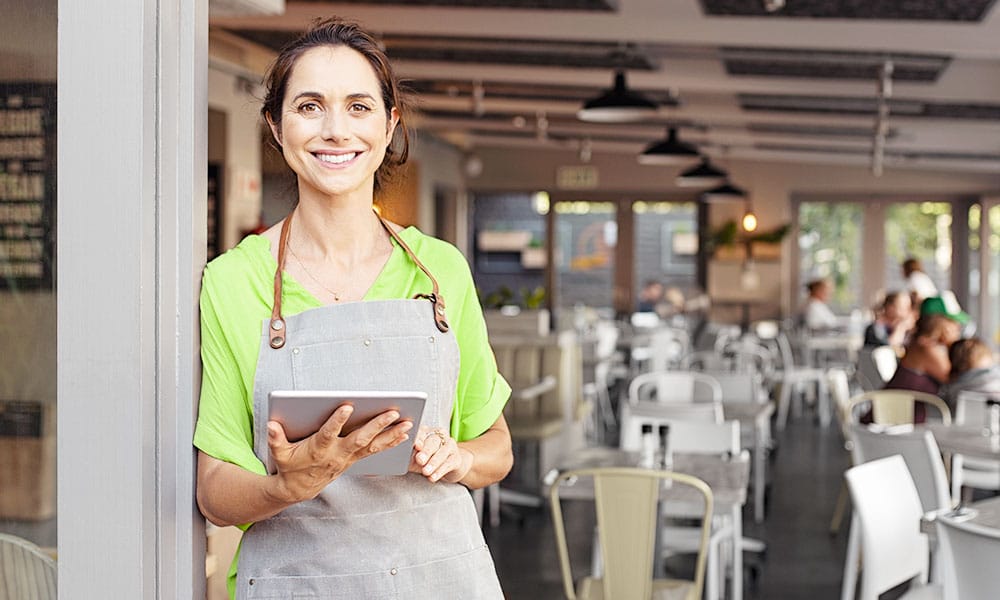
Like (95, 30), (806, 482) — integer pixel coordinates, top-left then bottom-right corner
(0, 533), (57, 600)
(935, 512), (1000, 600)
(950, 390), (1000, 503)
(627, 370), (722, 407)
(856, 345), (898, 391)
(842, 425), (952, 600)
(845, 390), (951, 426)
(549, 467), (713, 600)
(843, 456), (942, 600)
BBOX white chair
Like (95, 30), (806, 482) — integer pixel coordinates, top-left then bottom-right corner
(627, 370), (722, 407)
(842, 425), (952, 600)
(856, 345), (898, 391)
(827, 367), (856, 535)
(619, 404), (727, 451)
(767, 330), (831, 430)
(950, 390), (1000, 503)
(0, 533), (57, 600)
(549, 467), (713, 600)
(935, 512), (1000, 600)
(843, 455), (942, 600)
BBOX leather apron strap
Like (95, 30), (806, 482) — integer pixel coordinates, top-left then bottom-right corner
(269, 210), (450, 350)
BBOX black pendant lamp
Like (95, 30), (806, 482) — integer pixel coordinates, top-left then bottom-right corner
(577, 70), (659, 123)
(675, 157), (728, 187)
(701, 181), (748, 203)
(638, 127), (700, 166)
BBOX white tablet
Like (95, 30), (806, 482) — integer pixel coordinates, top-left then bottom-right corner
(268, 390), (427, 476)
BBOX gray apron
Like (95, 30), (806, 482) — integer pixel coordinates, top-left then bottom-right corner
(235, 213), (504, 599)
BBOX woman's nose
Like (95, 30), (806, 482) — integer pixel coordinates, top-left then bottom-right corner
(320, 108), (349, 141)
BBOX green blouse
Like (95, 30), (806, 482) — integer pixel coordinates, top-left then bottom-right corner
(193, 227), (510, 476)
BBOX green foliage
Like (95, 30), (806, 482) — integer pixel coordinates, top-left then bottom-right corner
(799, 202), (863, 310)
(521, 286), (546, 309)
(706, 220), (790, 251)
(479, 285), (546, 309)
(481, 285), (514, 309)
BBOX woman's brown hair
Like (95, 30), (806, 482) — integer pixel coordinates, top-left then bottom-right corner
(260, 17), (410, 194)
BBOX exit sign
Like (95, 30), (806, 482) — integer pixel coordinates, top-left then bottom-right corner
(556, 165), (599, 189)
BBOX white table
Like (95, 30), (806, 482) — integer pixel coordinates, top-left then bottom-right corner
(923, 423), (1000, 461)
(549, 446), (750, 600)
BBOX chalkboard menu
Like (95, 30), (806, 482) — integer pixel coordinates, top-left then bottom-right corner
(0, 82), (56, 290)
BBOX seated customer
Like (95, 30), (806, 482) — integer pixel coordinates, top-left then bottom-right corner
(802, 278), (839, 332)
(939, 337), (1000, 412)
(864, 291), (915, 352)
(882, 313), (962, 423)
(636, 279), (664, 313)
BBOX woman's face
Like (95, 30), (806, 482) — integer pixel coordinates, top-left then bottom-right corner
(269, 45), (398, 201)
(885, 294), (911, 323)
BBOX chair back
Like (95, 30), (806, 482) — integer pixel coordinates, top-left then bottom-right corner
(936, 513), (1000, 600)
(620, 412), (740, 455)
(954, 389), (997, 425)
(857, 345), (898, 390)
(845, 390), (951, 426)
(549, 467), (713, 600)
(695, 371), (766, 404)
(619, 406), (730, 451)
(648, 327), (690, 372)
(844, 455), (930, 600)
(628, 370), (722, 406)
(0, 533), (57, 600)
(827, 367), (853, 431)
(848, 425), (951, 512)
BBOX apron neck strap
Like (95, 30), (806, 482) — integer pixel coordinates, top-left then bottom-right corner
(375, 214), (450, 333)
(268, 209), (450, 350)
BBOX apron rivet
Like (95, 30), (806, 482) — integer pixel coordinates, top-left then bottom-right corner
(292, 348), (299, 354)
(364, 339), (372, 346)
(270, 319), (284, 331)
(436, 306), (445, 314)
(248, 578), (255, 586)
(390, 568), (398, 575)
(428, 336), (434, 343)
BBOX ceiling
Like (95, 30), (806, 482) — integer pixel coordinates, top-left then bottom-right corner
(209, 0), (1000, 174)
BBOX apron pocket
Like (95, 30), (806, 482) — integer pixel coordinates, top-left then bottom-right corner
(240, 572), (397, 600)
(397, 545), (503, 600)
(290, 336), (439, 410)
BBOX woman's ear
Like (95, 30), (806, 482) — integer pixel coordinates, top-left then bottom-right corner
(386, 106), (399, 142)
(265, 112), (282, 147)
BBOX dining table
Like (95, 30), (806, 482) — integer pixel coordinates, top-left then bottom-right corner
(546, 445), (751, 600)
(922, 423), (1000, 461)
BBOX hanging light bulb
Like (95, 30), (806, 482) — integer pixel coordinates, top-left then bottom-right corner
(742, 201), (758, 232)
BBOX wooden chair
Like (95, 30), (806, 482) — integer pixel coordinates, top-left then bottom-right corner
(549, 467), (713, 600)
(0, 533), (57, 600)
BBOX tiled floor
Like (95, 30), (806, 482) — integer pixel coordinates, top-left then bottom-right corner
(487, 417), (854, 600)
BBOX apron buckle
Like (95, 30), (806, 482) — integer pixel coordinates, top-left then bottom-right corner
(415, 293), (450, 333)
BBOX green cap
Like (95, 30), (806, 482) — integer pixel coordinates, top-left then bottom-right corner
(920, 291), (970, 325)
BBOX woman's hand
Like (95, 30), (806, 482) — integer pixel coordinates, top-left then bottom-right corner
(410, 426), (472, 484)
(267, 404), (413, 503)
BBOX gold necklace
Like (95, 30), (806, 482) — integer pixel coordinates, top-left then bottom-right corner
(287, 242), (342, 302)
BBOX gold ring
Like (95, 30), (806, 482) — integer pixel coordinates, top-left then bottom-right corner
(428, 430), (448, 447)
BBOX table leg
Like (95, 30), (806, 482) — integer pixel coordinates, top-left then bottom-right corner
(754, 418), (766, 524)
(732, 504), (743, 600)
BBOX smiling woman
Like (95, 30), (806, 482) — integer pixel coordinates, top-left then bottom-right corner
(193, 17), (512, 600)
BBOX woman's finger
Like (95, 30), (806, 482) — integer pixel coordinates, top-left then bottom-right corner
(312, 404), (355, 449)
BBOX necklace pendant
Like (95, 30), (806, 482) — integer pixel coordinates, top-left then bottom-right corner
(333, 292), (340, 302)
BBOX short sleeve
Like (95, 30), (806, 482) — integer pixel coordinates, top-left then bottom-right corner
(193, 265), (267, 475)
(445, 252), (510, 442)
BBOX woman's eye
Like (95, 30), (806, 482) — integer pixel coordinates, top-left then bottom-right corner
(350, 103), (373, 113)
(297, 102), (321, 114)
